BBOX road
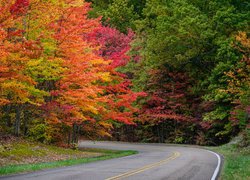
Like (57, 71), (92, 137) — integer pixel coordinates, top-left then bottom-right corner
(0, 141), (221, 180)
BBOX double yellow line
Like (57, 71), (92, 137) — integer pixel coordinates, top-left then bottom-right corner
(105, 151), (180, 180)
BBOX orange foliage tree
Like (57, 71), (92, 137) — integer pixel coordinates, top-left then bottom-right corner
(0, 0), (144, 144)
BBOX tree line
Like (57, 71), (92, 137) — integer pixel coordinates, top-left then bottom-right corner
(87, 0), (249, 145)
(0, 0), (145, 145)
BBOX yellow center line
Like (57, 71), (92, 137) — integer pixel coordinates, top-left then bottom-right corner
(105, 151), (181, 180)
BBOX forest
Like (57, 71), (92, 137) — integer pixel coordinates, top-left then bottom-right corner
(0, 0), (249, 146)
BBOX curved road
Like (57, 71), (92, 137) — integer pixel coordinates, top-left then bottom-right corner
(0, 141), (221, 180)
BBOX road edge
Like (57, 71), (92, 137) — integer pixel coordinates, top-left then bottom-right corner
(206, 150), (222, 180)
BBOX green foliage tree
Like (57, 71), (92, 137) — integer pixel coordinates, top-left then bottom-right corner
(122, 0), (249, 144)
(87, 0), (144, 33)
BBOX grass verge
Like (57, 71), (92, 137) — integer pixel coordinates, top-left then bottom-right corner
(0, 141), (137, 176)
(207, 144), (249, 180)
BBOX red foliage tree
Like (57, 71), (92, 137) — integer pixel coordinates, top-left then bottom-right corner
(137, 69), (201, 143)
(140, 70), (196, 124)
(87, 26), (146, 125)
(87, 26), (134, 67)
(10, 0), (29, 16)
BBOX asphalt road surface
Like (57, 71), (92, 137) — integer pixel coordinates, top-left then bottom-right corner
(0, 141), (221, 180)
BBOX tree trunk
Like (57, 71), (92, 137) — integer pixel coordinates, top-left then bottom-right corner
(68, 131), (71, 145)
(4, 105), (11, 127)
(71, 123), (78, 144)
(75, 125), (80, 143)
(14, 105), (21, 136)
(157, 125), (161, 143)
(161, 123), (164, 143)
(23, 109), (28, 136)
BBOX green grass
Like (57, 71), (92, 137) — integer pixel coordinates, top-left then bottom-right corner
(207, 144), (249, 180)
(0, 142), (46, 159)
(0, 141), (90, 158)
(0, 148), (137, 176)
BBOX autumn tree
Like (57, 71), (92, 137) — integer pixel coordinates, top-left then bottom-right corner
(1, 0), (144, 144)
(0, 0), (49, 136)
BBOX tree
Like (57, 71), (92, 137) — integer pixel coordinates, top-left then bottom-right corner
(87, 26), (134, 67)
(122, 0), (249, 144)
(87, 0), (139, 33)
(0, 0), (48, 136)
(225, 32), (250, 130)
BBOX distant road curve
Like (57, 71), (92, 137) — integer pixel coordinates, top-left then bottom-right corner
(0, 141), (222, 180)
